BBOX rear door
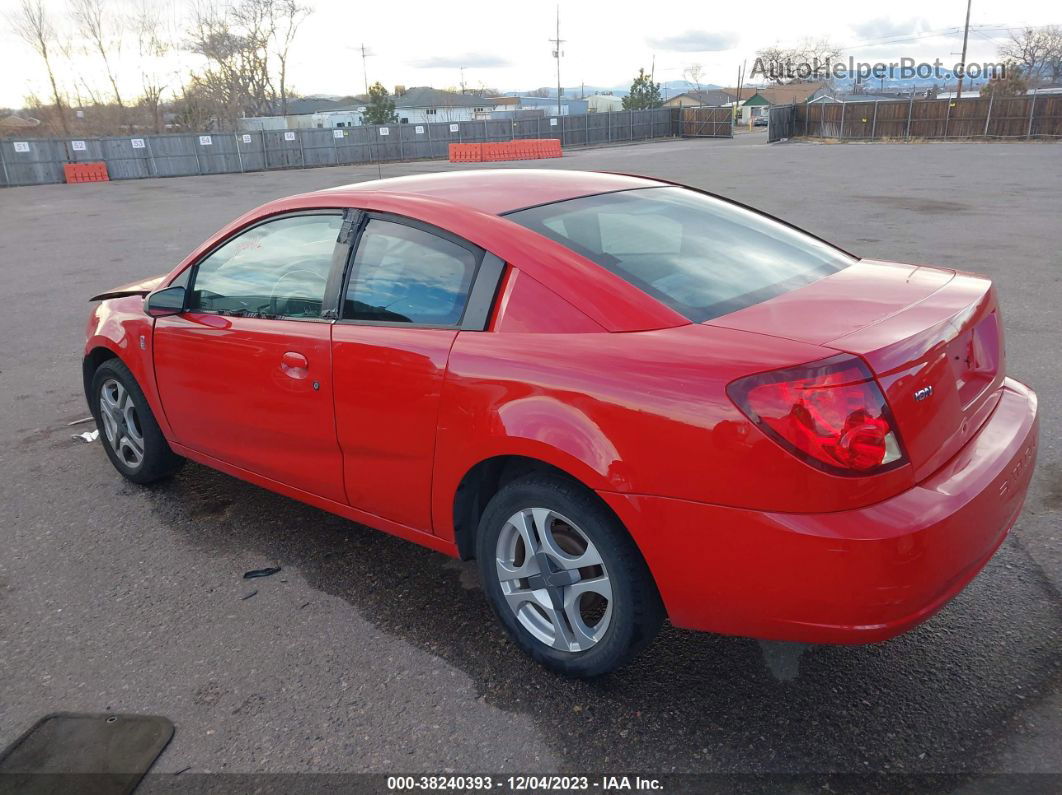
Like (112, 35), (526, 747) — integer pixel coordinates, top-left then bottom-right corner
(331, 214), (502, 532)
(153, 211), (349, 502)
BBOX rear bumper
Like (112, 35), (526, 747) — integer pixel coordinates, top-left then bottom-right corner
(600, 378), (1038, 644)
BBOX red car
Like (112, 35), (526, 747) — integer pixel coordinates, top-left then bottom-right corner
(84, 169), (1038, 676)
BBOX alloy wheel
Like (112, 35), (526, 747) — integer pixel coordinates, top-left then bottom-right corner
(495, 507), (613, 652)
(98, 378), (145, 469)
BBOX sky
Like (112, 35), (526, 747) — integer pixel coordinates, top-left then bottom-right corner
(1, 0), (1059, 108)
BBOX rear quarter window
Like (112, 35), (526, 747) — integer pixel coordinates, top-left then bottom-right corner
(507, 187), (854, 322)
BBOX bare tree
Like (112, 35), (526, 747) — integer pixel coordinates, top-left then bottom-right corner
(186, 2), (272, 129)
(133, 0), (174, 132)
(186, 0), (311, 129)
(271, 0), (310, 116)
(9, 0), (70, 135)
(70, 0), (125, 110)
(753, 38), (843, 85)
(1041, 26), (1062, 84)
(999, 27), (1051, 81)
(684, 63), (704, 91)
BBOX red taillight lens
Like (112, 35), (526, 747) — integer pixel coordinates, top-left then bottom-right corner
(727, 354), (907, 476)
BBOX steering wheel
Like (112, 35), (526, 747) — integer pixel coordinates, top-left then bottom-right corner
(269, 263), (328, 316)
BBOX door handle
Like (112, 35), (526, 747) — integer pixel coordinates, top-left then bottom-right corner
(280, 351), (309, 379)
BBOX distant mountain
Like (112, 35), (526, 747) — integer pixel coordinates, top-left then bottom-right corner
(504, 79), (723, 99)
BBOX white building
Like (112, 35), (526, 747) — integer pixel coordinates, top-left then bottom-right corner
(585, 94), (623, 113)
(394, 87), (492, 125)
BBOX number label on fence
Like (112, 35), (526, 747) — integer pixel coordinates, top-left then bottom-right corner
(449, 124), (459, 132)
(71, 140), (87, 151)
(550, 118), (558, 126)
(333, 129), (344, 139)
(131, 138), (145, 149)
(241, 134), (252, 143)
(13, 142), (30, 153)
(199, 135), (212, 146)
(379, 128), (389, 136)
(284, 131), (296, 141)
(415, 126), (424, 134)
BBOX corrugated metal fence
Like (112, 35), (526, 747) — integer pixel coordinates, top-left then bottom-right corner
(769, 94), (1062, 142)
(0, 108), (682, 188)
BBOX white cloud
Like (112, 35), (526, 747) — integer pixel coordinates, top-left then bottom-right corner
(647, 31), (739, 53)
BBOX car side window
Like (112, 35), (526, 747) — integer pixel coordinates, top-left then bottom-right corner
(343, 219), (479, 325)
(190, 214), (343, 319)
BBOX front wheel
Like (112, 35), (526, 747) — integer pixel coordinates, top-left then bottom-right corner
(91, 358), (183, 484)
(476, 474), (664, 677)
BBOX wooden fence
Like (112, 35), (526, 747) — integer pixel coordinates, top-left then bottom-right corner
(680, 106), (733, 138)
(778, 94), (1062, 141)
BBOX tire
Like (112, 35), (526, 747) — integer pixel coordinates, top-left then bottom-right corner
(90, 358), (184, 484)
(476, 473), (664, 677)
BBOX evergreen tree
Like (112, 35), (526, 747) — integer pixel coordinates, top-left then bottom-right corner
(622, 68), (663, 110)
(980, 63), (1029, 98)
(364, 81), (397, 124)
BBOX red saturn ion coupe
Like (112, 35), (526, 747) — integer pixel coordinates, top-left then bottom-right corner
(84, 170), (1038, 676)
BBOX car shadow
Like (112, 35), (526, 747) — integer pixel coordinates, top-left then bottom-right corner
(145, 462), (1062, 774)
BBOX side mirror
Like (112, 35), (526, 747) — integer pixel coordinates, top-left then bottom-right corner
(145, 285), (186, 317)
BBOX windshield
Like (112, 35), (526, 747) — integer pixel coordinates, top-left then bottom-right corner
(506, 186), (855, 322)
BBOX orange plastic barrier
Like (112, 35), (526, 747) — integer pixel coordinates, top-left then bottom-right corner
(449, 139), (562, 164)
(448, 143), (483, 163)
(63, 162), (110, 183)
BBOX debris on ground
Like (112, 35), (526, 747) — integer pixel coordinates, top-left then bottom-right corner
(73, 429), (99, 443)
(242, 566), (282, 580)
(67, 417), (95, 426)
(241, 590), (258, 601)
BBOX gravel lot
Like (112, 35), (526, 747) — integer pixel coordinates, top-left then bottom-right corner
(1, 137), (1059, 782)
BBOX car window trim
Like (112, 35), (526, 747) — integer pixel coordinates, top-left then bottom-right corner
(182, 208), (350, 323)
(336, 211), (504, 332)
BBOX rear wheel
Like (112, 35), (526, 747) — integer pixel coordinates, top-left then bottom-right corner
(476, 474), (663, 677)
(91, 358), (183, 484)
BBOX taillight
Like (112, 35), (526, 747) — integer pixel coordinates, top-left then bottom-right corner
(727, 354), (907, 476)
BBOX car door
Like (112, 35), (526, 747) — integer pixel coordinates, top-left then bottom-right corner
(331, 214), (503, 532)
(153, 211), (349, 503)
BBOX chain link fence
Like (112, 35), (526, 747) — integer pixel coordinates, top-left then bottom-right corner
(0, 108), (684, 188)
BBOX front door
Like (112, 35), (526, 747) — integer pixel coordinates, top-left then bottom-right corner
(154, 212), (347, 502)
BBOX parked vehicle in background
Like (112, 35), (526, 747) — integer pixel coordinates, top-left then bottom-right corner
(83, 169), (1038, 676)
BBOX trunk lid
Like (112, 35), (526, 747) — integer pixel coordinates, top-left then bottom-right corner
(709, 259), (1005, 479)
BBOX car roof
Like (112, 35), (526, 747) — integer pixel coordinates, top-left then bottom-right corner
(317, 168), (665, 215)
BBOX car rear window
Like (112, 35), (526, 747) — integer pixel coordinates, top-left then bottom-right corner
(506, 186), (854, 322)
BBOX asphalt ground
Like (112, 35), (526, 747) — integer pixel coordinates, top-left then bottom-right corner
(1, 136), (1060, 784)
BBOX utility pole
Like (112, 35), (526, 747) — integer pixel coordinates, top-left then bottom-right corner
(550, 5), (565, 116)
(955, 0), (973, 99)
(735, 61), (745, 123)
(360, 43), (372, 96)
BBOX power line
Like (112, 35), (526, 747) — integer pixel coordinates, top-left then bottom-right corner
(839, 23), (1042, 50)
